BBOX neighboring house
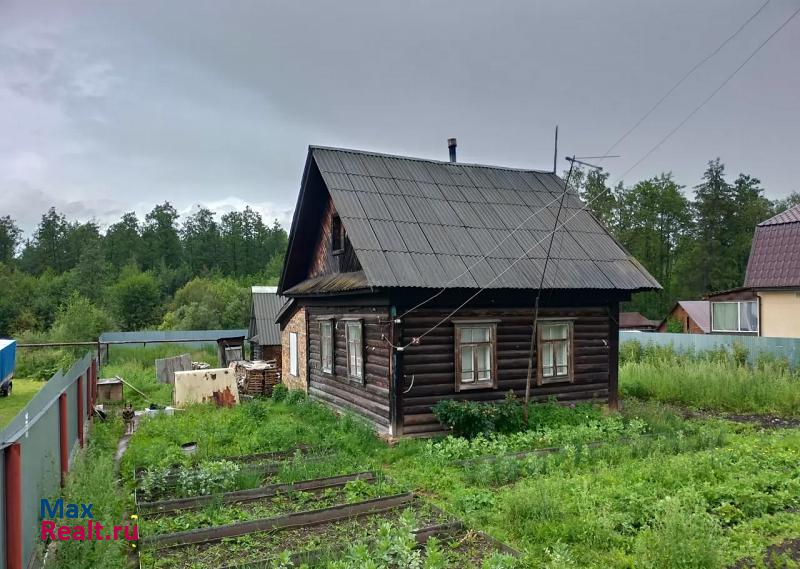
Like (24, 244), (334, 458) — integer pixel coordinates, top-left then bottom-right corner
(277, 145), (660, 436)
(619, 312), (658, 331)
(703, 204), (800, 338)
(657, 301), (710, 334)
(248, 286), (285, 364)
(741, 204), (800, 337)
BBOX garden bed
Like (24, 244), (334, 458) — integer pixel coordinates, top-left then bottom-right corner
(139, 497), (452, 568)
(140, 474), (400, 536)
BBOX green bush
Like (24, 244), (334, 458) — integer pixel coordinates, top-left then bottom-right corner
(271, 383), (288, 402)
(285, 389), (308, 405)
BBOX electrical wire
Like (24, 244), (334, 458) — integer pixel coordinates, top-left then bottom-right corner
(603, 0), (772, 157)
(390, 3), (800, 350)
(619, 3), (800, 180)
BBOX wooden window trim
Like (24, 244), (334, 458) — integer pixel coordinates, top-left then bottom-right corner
(454, 322), (498, 392)
(537, 321), (574, 385)
(320, 320), (334, 375)
(345, 320), (364, 384)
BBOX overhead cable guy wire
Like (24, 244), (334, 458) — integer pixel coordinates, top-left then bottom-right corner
(603, 0), (771, 157)
(389, 3), (800, 350)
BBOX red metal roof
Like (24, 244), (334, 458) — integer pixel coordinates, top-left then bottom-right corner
(744, 204), (800, 288)
(619, 312), (658, 329)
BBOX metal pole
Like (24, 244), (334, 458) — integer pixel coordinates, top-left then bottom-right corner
(4, 442), (23, 569)
(524, 156), (575, 424)
(77, 374), (85, 448)
(59, 393), (68, 487)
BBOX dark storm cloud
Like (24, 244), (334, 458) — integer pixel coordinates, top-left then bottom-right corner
(1, 0), (798, 234)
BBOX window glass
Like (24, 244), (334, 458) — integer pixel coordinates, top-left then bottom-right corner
(345, 321), (363, 380)
(740, 301), (758, 332)
(321, 321), (333, 373)
(539, 322), (572, 382)
(712, 303), (738, 331)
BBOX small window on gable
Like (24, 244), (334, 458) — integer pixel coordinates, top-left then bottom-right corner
(538, 321), (573, 384)
(321, 320), (334, 373)
(331, 214), (344, 254)
(454, 321), (498, 391)
(345, 320), (363, 382)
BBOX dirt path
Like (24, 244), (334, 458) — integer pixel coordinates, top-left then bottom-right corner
(623, 399), (800, 429)
(114, 415), (139, 473)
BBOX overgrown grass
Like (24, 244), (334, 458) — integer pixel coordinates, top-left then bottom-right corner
(0, 378), (44, 428)
(101, 345), (217, 409)
(620, 341), (800, 416)
(68, 392), (800, 569)
(50, 419), (130, 569)
(121, 397), (383, 479)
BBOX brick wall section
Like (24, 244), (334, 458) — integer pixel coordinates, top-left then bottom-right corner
(281, 307), (307, 392)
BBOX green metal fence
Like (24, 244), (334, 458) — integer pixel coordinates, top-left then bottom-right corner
(0, 352), (96, 569)
(619, 331), (800, 368)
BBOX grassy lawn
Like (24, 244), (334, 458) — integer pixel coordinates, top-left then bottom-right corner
(46, 342), (800, 569)
(0, 379), (45, 428)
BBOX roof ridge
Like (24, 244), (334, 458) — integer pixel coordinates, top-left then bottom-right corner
(758, 203), (800, 226)
(310, 145), (557, 175)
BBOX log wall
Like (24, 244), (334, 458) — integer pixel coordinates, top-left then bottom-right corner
(306, 306), (392, 432)
(399, 306), (614, 435)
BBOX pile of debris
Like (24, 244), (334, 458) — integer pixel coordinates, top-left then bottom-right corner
(234, 360), (280, 397)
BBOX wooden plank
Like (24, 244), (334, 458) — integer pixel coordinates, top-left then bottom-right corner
(145, 493), (415, 549)
(138, 472), (376, 515)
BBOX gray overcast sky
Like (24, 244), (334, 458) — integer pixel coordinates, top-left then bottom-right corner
(1, 0), (798, 235)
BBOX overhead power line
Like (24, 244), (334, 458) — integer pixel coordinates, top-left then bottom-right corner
(619, 3), (800, 180)
(603, 0), (772, 157)
(392, 3), (800, 349)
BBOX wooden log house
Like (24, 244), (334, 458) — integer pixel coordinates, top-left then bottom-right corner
(277, 145), (660, 436)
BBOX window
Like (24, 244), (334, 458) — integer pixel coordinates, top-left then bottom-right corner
(345, 321), (363, 381)
(321, 320), (334, 373)
(289, 332), (298, 376)
(454, 321), (497, 391)
(331, 214), (344, 254)
(538, 322), (573, 383)
(711, 301), (758, 332)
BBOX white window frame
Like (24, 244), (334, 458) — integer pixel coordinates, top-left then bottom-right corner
(289, 332), (298, 376)
(711, 301), (758, 333)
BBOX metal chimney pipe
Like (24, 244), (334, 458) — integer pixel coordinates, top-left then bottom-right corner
(447, 138), (457, 163)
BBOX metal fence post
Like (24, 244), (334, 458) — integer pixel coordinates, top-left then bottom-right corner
(4, 442), (22, 569)
(77, 374), (85, 449)
(59, 393), (68, 487)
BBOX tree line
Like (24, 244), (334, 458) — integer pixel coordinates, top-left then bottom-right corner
(0, 203), (288, 339)
(569, 158), (800, 319)
(1, 160), (798, 341)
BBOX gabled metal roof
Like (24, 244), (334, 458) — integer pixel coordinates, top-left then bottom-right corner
(248, 287), (285, 345)
(744, 204), (800, 288)
(285, 146), (661, 293)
